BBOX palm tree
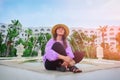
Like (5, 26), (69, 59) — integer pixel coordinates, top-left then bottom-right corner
(68, 35), (80, 52)
(25, 28), (33, 40)
(5, 20), (22, 56)
(69, 30), (90, 58)
(116, 32), (120, 52)
(22, 29), (51, 56)
(98, 25), (107, 49)
(37, 33), (51, 55)
(69, 30), (84, 51)
(89, 35), (97, 58)
(0, 32), (6, 56)
(91, 34), (97, 45)
(69, 30), (97, 58)
(23, 28), (33, 48)
(22, 28), (33, 56)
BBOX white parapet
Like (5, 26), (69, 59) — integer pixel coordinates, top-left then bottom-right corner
(96, 45), (103, 60)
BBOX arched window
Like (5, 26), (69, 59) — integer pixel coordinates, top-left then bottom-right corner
(110, 42), (115, 45)
(90, 31), (94, 33)
(109, 32), (114, 35)
(40, 28), (44, 31)
(110, 37), (115, 40)
(78, 30), (82, 32)
(84, 31), (88, 33)
(110, 28), (114, 31)
(35, 29), (38, 32)
(104, 33), (107, 36)
(118, 28), (120, 31)
(47, 29), (50, 31)
(1, 25), (6, 28)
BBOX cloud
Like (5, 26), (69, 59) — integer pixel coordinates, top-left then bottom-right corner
(0, 0), (4, 13)
(0, 0), (120, 28)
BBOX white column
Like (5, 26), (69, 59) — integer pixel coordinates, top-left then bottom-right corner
(37, 50), (42, 61)
(16, 44), (24, 58)
(96, 45), (104, 60)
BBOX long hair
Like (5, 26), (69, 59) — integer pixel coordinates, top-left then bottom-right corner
(53, 29), (67, 48)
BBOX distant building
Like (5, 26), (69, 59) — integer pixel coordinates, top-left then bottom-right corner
(18, 27), (28, 40)
(70, 27), (98, 45)
(29, 26), (52, 37)
(103, 26), (120, 52)
(0, 23), (9, 42)
(1, 23), (120, 52)
(0, 23), (52, 41)
(70, 26), (120, 52)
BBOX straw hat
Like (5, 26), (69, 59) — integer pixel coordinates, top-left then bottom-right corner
(52, 24), (69, 37)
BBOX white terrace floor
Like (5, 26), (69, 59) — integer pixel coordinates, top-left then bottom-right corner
(0, 57), (120, 80)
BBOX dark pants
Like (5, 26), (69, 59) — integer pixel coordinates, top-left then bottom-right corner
(45, 42), (84, 70)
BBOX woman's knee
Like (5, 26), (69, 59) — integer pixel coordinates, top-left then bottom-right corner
(73, 51), (85, 63)
(52, 42), (63, 48)
(52, 42), (67, 56)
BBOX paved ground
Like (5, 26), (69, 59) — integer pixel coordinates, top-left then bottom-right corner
(0, 57), (120, 80)
(0, 65), (120, 80)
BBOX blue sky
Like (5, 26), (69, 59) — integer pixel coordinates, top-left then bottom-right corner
(0, 0), (120, 28)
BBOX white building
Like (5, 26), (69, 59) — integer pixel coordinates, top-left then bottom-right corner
(29, 26), (51, 37)
(18, 27), (28, 40)
(0, 23), (9, 42)
(1, 23), (120, 52)
(0, 23), (52, 41)
(70, 26), (120, 52)
(70, 27), (98, 45)
(0, 23), (8, 35)
(103, 26), (120, 51)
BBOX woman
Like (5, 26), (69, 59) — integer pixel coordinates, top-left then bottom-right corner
(43, 24), (84, 73)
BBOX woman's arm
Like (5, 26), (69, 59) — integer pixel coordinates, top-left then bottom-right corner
(58, 54), (71, 62)
(44, 39), (59, 61)
(66, 41), (75, 58)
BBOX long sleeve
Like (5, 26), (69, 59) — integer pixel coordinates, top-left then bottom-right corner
(66, 41), (75, 59)
(43, 39), (59, 62)
(43, 38), (75, 63)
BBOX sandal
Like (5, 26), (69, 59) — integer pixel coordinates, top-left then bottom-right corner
(69, 66), (82, 73)
(56, 66), (67, 72)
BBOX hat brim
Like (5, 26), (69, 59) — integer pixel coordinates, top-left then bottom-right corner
(52, 24), (69, 37)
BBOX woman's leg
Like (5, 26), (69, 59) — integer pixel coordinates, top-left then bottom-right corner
(68, 51), (85, 73)
(52, 42), (67, 56)
(73, 51), (85, 63)
(45, 42), (67, 70)
(45, 59), (63, 70)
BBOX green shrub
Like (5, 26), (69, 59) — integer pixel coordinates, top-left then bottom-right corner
(22, 48), (31, 57)
(31, 50), (38, 56)
(9, 48), (17, 57)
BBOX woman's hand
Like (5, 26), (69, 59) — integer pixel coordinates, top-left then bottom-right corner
(63, 56), (72, 63)
(58, 54), (72, 62)
(61, 61), (69, 68)
(69, 60), (75, 66)
(58, 54), (73, 65)
(62, 58), (75, 68)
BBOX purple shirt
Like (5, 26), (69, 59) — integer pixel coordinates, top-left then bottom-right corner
(43, 38), (74, 63)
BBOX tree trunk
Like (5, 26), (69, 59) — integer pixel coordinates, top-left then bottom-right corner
(6, 45), (10, 56)
(30, 39), (37, 56)
(6, 41), (12, 56)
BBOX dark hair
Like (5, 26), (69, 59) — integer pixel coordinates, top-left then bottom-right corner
(53, 29), (67, 48)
